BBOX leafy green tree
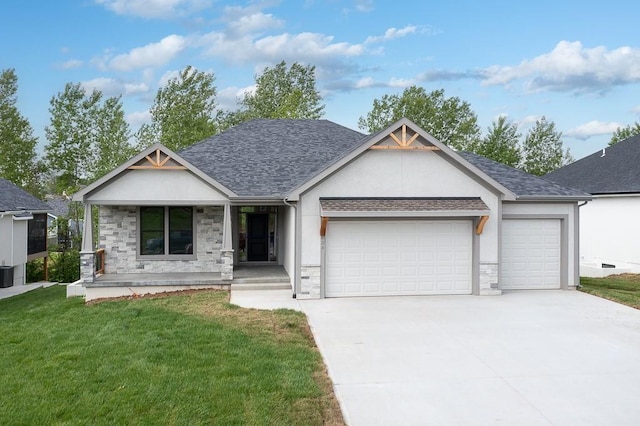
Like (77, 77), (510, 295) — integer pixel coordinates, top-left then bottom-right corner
(93, 96), (134, 180)
(0, 68), (42, 195)
(609, 121), (640, 146)
(45, 83), (134, 190)
(521, 117), (572, 176)
(358, 86), (481, 151)
(137, 66), (217, 151)
(475, 116), (521, 167)
(238, 61), (324, 121)
(45, 83), (102, 190)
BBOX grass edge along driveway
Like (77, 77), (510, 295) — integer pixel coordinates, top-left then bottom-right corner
(580, 273), (640, 309)
(0, 286), (344, 425)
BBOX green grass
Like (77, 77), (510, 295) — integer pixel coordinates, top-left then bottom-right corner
(0, 286), (343, 425)
(580, 274), (640, 309)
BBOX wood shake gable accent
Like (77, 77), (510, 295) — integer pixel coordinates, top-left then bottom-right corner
(128, 148), (187, 170)
(369, 124), (440, 151)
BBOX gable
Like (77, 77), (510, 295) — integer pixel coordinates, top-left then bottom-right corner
(74, 145), (234, 205)
(288, 118), (515, 200)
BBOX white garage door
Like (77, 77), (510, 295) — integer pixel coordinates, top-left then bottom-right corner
(325, 220), (472, 297)
(502, 219), (561, 289)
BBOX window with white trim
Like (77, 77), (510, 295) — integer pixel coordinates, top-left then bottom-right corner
(139, 206), (194, 257)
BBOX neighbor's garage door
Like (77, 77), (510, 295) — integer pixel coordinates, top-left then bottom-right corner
(502, 219), (561, 289)
(325, 220), (472, 297)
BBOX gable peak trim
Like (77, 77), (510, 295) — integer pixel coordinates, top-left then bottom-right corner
(128, 148), (187, 170)
(369, 123), (440, 151)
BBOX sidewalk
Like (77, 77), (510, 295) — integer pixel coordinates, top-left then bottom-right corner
(0, 282), (59, 300)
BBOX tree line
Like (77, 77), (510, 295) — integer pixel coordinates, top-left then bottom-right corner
(2, 62), (639, 199)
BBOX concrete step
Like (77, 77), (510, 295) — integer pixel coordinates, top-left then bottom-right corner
(230, 282), (292, 291)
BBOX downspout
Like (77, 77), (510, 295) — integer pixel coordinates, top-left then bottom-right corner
(575, 200), (589, 289)
(282, 198), (298, 299)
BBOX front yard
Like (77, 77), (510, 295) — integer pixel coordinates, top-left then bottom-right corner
(0, 286), (343, 425)
(580, 274), (640, 309)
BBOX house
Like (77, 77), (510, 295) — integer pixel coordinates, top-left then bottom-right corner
(71, 118), (589, 301)
(545, 134), (640, 276)
(0, 178), (52, 286)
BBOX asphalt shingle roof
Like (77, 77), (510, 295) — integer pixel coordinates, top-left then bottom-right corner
(544, 134), (640, 194)
(179, 118), (588, 200)
(459, 152), (590, 199)
(179, 119), (367, 197)
(0, 178), (51, 212)
(320, 197), (489, 212)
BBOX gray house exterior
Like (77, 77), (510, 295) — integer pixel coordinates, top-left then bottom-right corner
(0, 179), (51, 286)
(72, 118), (589, 301)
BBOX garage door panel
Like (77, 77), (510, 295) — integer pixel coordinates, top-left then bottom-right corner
(502, 219), (561, 290)
(326, 220), (472, 297)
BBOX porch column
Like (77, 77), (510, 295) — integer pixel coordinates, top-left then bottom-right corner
(79, 204), (95, 283)
(220, 203), (234, 281)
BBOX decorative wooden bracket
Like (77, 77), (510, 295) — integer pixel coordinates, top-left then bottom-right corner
(128, 149), (187, 170)
(320, 216), (329, 236)
(370, 124), (440, 151)
(476, 215), (489, 235)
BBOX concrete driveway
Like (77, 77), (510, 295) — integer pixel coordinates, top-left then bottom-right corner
(300, 291), (640, 426)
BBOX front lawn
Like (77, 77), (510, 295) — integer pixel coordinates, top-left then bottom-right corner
(0, 286), (343, 425)
(580, 274), (640, 309)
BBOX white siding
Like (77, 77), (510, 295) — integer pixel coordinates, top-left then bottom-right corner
(579, 195), (640, 273)
(86, 169), (229, 205)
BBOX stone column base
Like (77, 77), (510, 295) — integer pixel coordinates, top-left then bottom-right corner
(221, 249), (234, 281)
(80, 251), (96, 283)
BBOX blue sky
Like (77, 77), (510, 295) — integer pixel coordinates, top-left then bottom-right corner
(2, 0), (640, 160)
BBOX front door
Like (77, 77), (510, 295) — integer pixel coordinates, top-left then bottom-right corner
(247, 213), (269, 261)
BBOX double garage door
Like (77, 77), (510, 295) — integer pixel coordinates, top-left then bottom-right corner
(325, 220), (472, 297)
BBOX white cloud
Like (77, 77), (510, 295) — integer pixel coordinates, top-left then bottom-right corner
(126, 110), (152, 128)
(81, 77), (149, 97)
(60, 59), (83, 69)
(516, 115), (542, 129)
(632, 106), (640, 115)
(200, 31), (364, 66)
(217, 85), (254, 110)
(482, 41), (640, 93)
(355, 0), (374, 12)
(365, 26), (418, 44)
(107, 35), (187, 71)
(565, 120), (623, 140)
(95, 0), (211, 19)
(221, 6), (283, 38)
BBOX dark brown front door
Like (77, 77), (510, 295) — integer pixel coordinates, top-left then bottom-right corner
(247, 213), (269, 261)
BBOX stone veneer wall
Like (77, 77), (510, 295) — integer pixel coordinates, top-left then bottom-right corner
(300, 265), (320, 298)
(99, 205), (224, 274)
(479, 261), (500, 295)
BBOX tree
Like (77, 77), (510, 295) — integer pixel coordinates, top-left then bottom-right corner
(0, 68), (41, 195)
(358, 86), (481, 151)
(93, 96), (134, 180)
(609, 121), (640, 146)
(137, 66), (217, 151)
(475, 116), (521, 167)
(45, 83), (134, 190)
(521, 117), (572, 176)
(238, 61), (325, 121)
(45, 83), (102, 190)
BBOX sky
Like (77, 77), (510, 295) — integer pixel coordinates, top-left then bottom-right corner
(2, 0), (640, 161)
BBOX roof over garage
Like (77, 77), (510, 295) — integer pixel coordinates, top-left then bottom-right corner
(545, 134), (640, 195)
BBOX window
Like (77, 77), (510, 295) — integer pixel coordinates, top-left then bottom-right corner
(28, 213), (48, 255)
(140, 207), (194, 257)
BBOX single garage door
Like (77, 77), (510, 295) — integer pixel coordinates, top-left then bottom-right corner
(502, 219), (561, 289)
(325, 220), (472, 297)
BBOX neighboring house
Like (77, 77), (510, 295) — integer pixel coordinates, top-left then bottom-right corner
(545, 134), (640, 276)
(72, 118), (589, 301)
(45, 194), (82, 249)
(0, 178), (52, 286)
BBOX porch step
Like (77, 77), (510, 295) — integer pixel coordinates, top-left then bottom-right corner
(231, 282), (292, 291)
(231, 276), (290, 285)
